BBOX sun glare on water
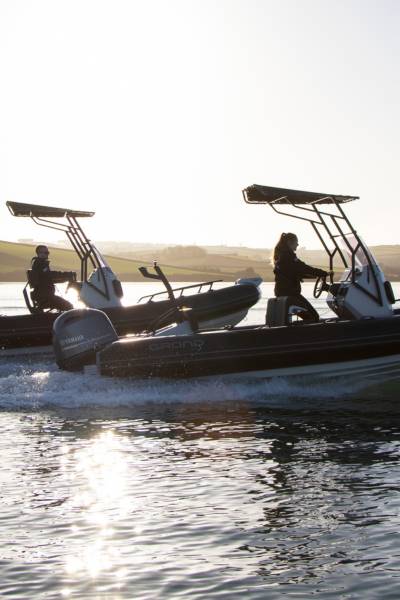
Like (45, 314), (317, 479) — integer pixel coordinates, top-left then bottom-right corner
(62, 430), (133, 580)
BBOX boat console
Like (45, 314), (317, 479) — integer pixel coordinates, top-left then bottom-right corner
(325, 237), (394, 319)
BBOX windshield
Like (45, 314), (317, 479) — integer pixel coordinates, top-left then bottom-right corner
(338, 234), (377, 268)
(92, 245), (111, 269)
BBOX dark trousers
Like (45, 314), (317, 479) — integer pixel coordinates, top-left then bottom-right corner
(279, 294), (320, 323)
(37, 294), (73, 312)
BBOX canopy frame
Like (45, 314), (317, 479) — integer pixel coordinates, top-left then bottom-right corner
(242, 185), (383, 306)
(6, 201), (112, 301)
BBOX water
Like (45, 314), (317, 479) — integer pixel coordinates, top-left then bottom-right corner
(1, 282), (400, 599)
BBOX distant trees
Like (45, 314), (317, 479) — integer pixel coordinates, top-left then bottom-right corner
(233, 267), (259, 279)
(160, 245), (208, 260)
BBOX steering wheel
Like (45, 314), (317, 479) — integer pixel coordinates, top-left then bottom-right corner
(313, 275), (328, 298)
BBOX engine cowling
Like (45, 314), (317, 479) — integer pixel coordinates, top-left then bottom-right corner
(53, 308), (118, 371)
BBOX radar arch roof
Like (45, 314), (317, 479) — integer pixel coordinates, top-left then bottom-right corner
(243, 185), (359, 205)
(6, 201), (95, 218)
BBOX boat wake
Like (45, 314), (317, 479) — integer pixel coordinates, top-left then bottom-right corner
(0, 357), (385, 412)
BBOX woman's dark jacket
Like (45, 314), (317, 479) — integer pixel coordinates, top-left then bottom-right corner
(274, 248), (327, 297)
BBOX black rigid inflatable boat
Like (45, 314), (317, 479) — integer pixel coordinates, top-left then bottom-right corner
(53, 184), (400, 390)
(97, 313), (400, 380)
(0, 281), (260, 350)
(1, 201), (261, 351)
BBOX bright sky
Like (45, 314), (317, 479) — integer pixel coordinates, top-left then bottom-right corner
(1, 0), (399, 249)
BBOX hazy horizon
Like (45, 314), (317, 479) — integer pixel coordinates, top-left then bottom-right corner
(9, 236), (400, 253)
(2, 1), (400, 249)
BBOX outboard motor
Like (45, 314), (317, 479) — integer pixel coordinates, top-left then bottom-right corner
(53, 309), (118, 371)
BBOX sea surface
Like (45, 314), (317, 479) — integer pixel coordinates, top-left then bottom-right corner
(1, 282), (400, 599)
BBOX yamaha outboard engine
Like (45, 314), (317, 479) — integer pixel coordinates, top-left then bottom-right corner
(53, 309), (118, 371)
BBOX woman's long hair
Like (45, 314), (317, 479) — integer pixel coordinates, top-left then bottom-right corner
(272, 232), (297, 267)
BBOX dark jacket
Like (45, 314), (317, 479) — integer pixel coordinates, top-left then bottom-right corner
(274, 248), (327, 297)
(30, 257), (74, 300)
(30, 257), (55, 299)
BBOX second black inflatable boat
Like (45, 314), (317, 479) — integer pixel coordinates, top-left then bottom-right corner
(2, 201), (261, 351)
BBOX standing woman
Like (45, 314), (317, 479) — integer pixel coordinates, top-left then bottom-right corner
(272, 232), (328, 322)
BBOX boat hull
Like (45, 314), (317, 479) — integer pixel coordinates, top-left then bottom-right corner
(97, 316), (400, 383)
(0, 283), (259, 350)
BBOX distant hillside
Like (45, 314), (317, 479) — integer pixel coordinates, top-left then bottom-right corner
(97, 241), (400, 278)
(0, 240), (270, 282)
(1, 240), (399, 282)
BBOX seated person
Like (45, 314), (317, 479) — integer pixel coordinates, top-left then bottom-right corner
(272, 232), (329, 322)
(29, 245), (75, 312)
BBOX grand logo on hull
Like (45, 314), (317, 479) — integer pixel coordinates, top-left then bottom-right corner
(148, 339), (205, 354)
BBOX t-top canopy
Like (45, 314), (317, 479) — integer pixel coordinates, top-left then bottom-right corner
(243, 184), (359, 205)
(6, 201), (95, 219)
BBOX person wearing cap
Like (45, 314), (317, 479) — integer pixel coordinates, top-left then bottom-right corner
(30, 245), (75, 311)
